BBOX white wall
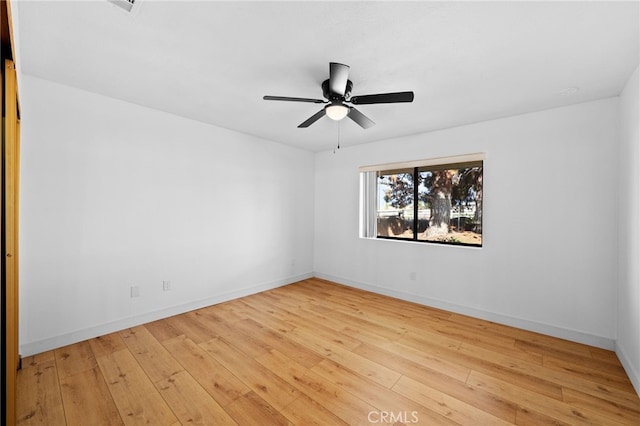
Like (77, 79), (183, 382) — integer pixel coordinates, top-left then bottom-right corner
(315, 98), (620, 349)
(19, 75), (315, 355)
(18, 69), (637, 392)
(617, 65), (640, 394)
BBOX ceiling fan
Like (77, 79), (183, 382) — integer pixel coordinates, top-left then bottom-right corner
(263, 62), (414, 129)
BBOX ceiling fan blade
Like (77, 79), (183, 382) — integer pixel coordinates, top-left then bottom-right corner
(298, 109), (326, 128)
(263, 95), (326, 103)
(329, 62), (350, 96)
(348, 107), (375, 129)
(350, 91), (414, 105)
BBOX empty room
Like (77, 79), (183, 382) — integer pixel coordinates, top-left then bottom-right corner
(2, 0), (639, 425)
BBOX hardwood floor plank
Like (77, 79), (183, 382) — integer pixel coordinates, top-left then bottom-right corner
(191, 309), (273, 358)
(290, 319), (364, 352)
(302, 285), (434, 329)
(16, 278), (640, 425)
(515, 406), (573, 425)
(543, 355), (635, 392)
(304, 278), (453, 321)
(155, 370), (237, 425)
(516, 339), (629, 378)
(353, 341), (519, 422)
(467, 370), (628, 425)
(306, 301), (405, 340)
(201, 299), (250, 324)
(143, 318), (185, 343)
(200, 336), (301, 411)
(255, 348), (389, 425)
(258, 288), (311, 309)
(459, 341), (640, 406)
(88, 332), (127, 358)
(401, 326), (544, 366)
(119, 326), (184, 383)
(223, 391), (292, 426)
(397, 328), (463, 352)
(226, 298), (297, 332)
(457, 342), (566, 399)
(298, 303), (374, 337)
(16, 360), (66, 425)
(307, 296), (409, 335)
(54, 341), (97, 379)
(285, 325), (402, 388)
(164, 312), (219, 344)
(356, 345), (517, 420)
(96, 349), (177, 425)
(590, 346), (624, 365)
(508, 330), (594, 358)
(21, 350), (55, 369)
(232, 318), (324, 368)
(436, 321), (519, 352)
(311, 358), (462, 425)
(393, 375), (515, 425)
(377, 339), (472, 383)
(340, 324), (401, 347)
(281, 394), (350, 426)
(562, 387), (640, 424)
(162, 334), (250, 407)
(245, 294), (364, 350)
(59, 367), (123, 425)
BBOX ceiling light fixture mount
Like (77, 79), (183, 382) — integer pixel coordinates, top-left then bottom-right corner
(559, 87), (580, 96)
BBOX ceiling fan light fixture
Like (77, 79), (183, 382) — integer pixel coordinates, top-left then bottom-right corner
(264, 62), (414, 129)
(325, 104), (349, 121)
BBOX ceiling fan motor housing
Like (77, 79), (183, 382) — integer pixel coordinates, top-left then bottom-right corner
(322, 79), (353, 102)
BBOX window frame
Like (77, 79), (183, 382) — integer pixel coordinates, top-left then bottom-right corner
(360, 153), (485, 248)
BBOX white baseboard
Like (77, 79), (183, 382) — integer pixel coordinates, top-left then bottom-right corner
(21, 271), (622, 367)
(616, 341), (640, 397)
(314, 272), (616, 351)
(20, 272), (313, 356)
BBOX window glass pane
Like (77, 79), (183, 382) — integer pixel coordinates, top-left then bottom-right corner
(376, 170), (414, 239)
(417, 165), (483, 246)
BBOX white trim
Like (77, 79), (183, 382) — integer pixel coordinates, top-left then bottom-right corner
(314, 272), (616, 350)
(358, 152), (486, 173)
(359, 171), (377, 238)
(23, 268), (629, 393)
(19, 272), (313, 356)
(616, 341), (640, 396)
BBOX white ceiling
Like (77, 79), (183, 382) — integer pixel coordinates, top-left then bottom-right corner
(15, 0), (640, 152)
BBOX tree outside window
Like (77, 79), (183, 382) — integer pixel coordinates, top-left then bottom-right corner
(376, 162), (483, 247)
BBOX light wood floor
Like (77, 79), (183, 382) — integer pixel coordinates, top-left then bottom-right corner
(17, 278), (640, 425)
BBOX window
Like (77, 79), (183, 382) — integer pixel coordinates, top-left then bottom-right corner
(360, 154), (484, 247)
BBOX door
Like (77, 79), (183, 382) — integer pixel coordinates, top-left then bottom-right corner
(2, 57), (20, 426)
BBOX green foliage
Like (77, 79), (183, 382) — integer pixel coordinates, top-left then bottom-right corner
(451, 167), (483, 208)
(443, 236), (462, 243)
(379, 172), (414, 210)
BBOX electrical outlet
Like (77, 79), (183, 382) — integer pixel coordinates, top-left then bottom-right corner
(163, 280), (171, 291)
(130, 286), (140, 298)
(409, 272), (417, 281)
